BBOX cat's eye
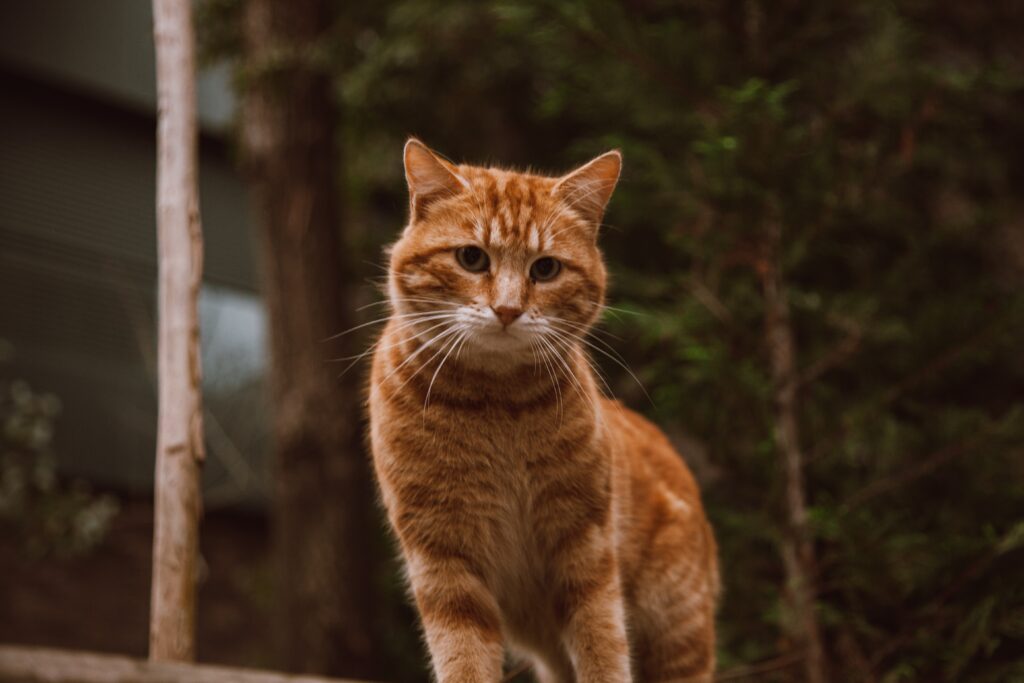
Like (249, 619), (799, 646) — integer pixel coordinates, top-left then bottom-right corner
(530, 257), (561, 282)
(456, 246), (490, 273)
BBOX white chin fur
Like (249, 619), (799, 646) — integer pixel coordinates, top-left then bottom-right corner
(468, 328), (532, 351)
(449, 305), (547, 363)
(459, 328), (538, 366)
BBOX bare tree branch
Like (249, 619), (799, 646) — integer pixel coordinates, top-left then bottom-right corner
(841, 432), (990, 513)
(760, 219), (827, 683)
(798, 314), (863, 388)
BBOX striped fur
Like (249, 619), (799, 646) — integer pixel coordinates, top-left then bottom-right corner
(368, 140), (718, 682)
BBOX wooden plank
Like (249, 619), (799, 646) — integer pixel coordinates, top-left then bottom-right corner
(149, 0), (206, 662)
(0, 646), (374, 683)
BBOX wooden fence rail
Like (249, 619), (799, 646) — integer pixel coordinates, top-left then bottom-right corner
(0, 646), (373, 683)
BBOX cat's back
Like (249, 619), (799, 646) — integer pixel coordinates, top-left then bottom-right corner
(601, 398), (718, 602)
(601, 398), (703, 504)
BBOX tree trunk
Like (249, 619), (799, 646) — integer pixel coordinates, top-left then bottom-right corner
(239, 0), (375, 677)
(761, 222), (827, 683)
(149, 0), (205, 663)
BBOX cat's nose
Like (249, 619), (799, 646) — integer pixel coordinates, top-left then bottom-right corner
(492, 306), (523, 327)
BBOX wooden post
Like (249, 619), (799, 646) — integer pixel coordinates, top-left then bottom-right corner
(149, 0), (205, 662)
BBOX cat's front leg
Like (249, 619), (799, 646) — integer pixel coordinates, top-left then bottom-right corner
(554, 527), (633, 683)
(406, 549), (505, 683)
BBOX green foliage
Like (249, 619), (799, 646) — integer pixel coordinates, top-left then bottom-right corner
(204, 1), (1024, 679)
(0, 375), (119, 558)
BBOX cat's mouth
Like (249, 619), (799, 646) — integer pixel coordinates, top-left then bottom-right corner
(446, 305), (544, 357)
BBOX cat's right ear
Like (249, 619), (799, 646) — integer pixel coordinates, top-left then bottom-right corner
(404, 139), (469, 222)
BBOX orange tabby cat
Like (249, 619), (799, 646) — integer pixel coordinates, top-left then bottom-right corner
(368, 140), (718, 682)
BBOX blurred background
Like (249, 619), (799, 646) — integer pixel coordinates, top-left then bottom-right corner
(1, 1), (1022, 681)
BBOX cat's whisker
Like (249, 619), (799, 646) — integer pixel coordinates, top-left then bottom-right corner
(355, 297), (463, 313)
(361, 258), (391, 274)
(380, 324), (458, 382)
(584, 356), (615, 399)
(330, 316), (464, 377)
(324, 309), (461, 342)
(393, 329), (463, 398)
(423, 329), (469, 414)
(545, 314), (623, 342)
(391, 296), (464, 307)
(356, 300), (393, 312)
(536, 333), (595, 417)
(546, 326), (654, 407)
(555, 355), (598, 417)
(386, 313), (464, 338)
(552, 345), (597, 418)
(373, 312), (462, 341)
(363, 276), (390, 289)
(382, 324), (464, 393)
(334, 319), (453, 379)
(602, 304), (646, 317)
(454, 328), (472, 362)
(546, 315), (634, 360)
(532, 331), (581, 417)
(547, 319), (633, 367)
(532, 336), (563, 422)
(540, 339), (564, 419)
(330, 316), (461, 372)
(544, 330), (615, 399)
(356, 300), (389, 312)
(335, 348), (377, 379)
(528, 338), (547, 382)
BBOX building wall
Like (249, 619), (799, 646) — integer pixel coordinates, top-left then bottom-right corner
(0, 0), (235, 131)
(0, 4), (270, 506)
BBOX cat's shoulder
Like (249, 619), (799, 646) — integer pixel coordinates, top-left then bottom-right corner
(600, 398), (701, 493)
(600, 398), (670, 445)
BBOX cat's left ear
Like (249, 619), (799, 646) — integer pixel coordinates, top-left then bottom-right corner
(404, 138), (470, 223)
(553, 150), (622, 232)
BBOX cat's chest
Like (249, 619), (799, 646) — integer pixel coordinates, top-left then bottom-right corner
(488, 465), (553, 607)
(377, 406), (600, 620)
(416, 405), (563, 462)
(376, 398), (599, 546)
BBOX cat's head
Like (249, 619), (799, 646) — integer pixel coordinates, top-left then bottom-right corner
(387, 139), (620, 364)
